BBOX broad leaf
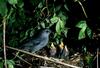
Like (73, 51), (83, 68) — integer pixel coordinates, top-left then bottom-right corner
(58, 12), (68, 23)
(78, 28), (86, 40)
(76, 21), (87, 29)
(86, 27), (92, 39)
(56, 18), (64, 34)
(0, 0), (7, 16)
(50, 16), (59, 24)
(7, 60), (15, 68)
(38, 2), (43, 8)
(8, 0), (17, 5)
(76, 20), (87, 40)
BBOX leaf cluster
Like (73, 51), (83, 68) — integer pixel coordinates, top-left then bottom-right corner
(0, 0), (94, 67)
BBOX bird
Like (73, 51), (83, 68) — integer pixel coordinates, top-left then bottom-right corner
(49, 43), (57, 57)
(58, 42), (69, 60)
(20, 29), (51, 53)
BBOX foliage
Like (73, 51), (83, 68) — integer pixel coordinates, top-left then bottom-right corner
(6, 60), (15, 68)
(0, 0), (69, 46)
(76, 21), (92, 40)
(0, 59), (15, 68)
(0, 0), (96, 67)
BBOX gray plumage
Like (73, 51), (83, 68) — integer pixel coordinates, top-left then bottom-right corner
(20, 29), (51, 53)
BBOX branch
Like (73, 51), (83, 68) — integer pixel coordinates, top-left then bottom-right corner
(2, 16), (7, 68)
(6, 46), (81, 68)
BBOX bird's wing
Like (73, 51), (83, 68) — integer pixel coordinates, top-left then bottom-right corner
(32, 38), (42, 45)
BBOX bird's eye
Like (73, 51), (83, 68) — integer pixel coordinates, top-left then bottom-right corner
(45, 29), (51, 33)
(46, 30), (49, 32)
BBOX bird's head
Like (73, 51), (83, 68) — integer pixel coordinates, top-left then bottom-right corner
(40, 29), (51, 37)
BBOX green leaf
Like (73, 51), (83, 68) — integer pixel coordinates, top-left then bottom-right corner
(76, 21), (87, 28)
(50, 16), (59, 24)
(17, 0), (24, 8)
(56, 20), (61, 34)
(63, 28), (68, 38)
(56, 18), (64, 34)
(40, 22), (45, 28)
(55, 5), (61, 12)
(76, 21), (87, 40)
(86, 27), (92, 39)
(58, 12), (68, 22)
(0, 0), (7, 16)
(78, 28), (86, 40)
(85, 54), (93, 66)
(38, 2), (43, 8)
(8, 0), (17, 5)
(6, 60), (15, 68)
(0, 62), (3, 68)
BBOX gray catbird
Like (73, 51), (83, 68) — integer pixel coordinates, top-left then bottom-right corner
(20, 29), (51, 53)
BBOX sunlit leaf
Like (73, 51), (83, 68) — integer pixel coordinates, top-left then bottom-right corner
(40, 22), (45, 28)
(50, 16), (59, 24)
(8, 0), (17, 5)
(76, 21), (87, 40)
(56, 21), (61, 34)
(45, 18), (50, 23)
(78, 28), (86, 40)
(56, 19), (64, 34)
(76, 21), (87, 28)
(7, 60), (15, 68)
(38, 2), (43, 8)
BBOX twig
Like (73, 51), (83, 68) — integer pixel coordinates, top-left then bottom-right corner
(78, 1), (88, 18)
(12, 53), (32, 66)
(6, 46), (81, 68)
(46, 0), (49, 16)
(97, 48), (99, 68)
(2, 16), (7, 68)
(74, 0), (88, 18)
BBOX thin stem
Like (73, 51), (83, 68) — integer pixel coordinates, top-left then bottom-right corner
(12, 53), (32, 66)
(97, 48), (99, 68)
(46, 0), (49, 16)
(78, 1), (88, 18)
(2, 16), (7, 68)
(74, 0), (88, 18)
